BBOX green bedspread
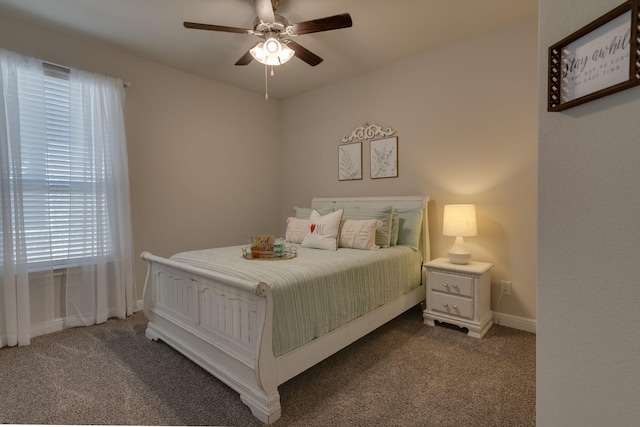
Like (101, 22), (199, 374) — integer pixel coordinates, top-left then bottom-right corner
(171, 244), (423, 357)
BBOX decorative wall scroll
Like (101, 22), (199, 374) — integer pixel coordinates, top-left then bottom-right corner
(370, 137), (398, 179)
(548, 0), (640, 111)
(338, 142), (362, 181)
(341, 123), (396, 143)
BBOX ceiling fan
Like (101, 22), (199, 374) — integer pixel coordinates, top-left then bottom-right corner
(183, 0), (353, 67)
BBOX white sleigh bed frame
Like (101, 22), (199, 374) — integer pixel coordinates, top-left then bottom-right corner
(141, 196), (430, 424)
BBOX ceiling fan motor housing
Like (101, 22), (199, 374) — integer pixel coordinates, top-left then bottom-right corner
(253, 15), (289, 38)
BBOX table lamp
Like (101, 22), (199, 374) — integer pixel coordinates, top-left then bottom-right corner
(443, 204), (477, 264)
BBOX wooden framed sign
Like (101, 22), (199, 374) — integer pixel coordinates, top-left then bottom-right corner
(548, 0), (640, 111)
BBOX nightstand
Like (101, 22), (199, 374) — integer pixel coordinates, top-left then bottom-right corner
(423, 257), (493, 338)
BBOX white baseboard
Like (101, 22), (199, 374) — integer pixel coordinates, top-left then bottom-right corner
(493, 311), (536, 334)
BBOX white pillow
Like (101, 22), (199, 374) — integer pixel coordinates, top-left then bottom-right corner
(301, 209), (344, 250)
(339, 219), (381, 250)
(285, 217), (309, 244)
(340, 206), (393, 247)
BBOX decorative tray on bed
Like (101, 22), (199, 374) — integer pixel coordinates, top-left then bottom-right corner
(242, 246), (297, 261)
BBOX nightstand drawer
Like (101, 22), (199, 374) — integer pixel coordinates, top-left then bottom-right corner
(429, 293), (473, 319)
(430, 271), (473, 297)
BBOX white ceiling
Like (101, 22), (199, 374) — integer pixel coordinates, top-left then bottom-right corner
(0, 0), (538, 100)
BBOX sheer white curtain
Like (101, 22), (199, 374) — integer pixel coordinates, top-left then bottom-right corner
(0, 50), (34, 346)
(0, 49), (135, 347)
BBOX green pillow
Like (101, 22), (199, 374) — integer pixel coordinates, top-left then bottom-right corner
(294, 206), (333, 219)
(390, 211), (399, 246)
(397, 207), (423, 251)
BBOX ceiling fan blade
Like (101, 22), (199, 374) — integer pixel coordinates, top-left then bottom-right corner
(184, 22), (252, 34)
(285, 40), (323, 66)
(235, 47), (256, 66)
(253, 0), (275, 23)
(289, 13), (352, 36)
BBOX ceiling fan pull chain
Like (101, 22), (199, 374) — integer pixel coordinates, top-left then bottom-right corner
(264, 63), (269, 100)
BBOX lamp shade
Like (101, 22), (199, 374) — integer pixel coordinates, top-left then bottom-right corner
(443, 204), (477, 237)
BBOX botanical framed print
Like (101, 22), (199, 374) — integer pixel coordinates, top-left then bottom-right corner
(338, 142), (362, 181)
(370, 137), (398, 179)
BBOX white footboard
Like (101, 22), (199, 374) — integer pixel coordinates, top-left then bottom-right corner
(140, 252), (281, 424)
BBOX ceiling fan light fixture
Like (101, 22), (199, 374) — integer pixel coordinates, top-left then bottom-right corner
(264, 37), (281, 54)
(278, 43), (295, 63)
(250, 36), (294, 66)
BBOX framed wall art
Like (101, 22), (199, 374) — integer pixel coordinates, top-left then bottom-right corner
(548, 0), (640, 111)
(370, 136), (398, 179)
(338, 142), (362, 181)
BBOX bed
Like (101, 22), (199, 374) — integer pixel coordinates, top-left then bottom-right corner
(141, 195), (430, 424)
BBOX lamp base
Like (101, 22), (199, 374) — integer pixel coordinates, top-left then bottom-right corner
(448, 252), (471, 264)
(448, 237), (471, 264)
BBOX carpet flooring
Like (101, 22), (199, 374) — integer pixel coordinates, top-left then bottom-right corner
(0, 306), (535, 426)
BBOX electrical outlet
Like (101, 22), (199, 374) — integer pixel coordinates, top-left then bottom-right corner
(501, 280), (512, 295)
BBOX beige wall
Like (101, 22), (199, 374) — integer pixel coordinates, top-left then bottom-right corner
(0, 13), (283, 302)
(1, 12), (539, 328)
(279, 18), (539, 325)
(537, 0), (640, 424)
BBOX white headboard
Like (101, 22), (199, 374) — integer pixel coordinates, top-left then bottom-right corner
(311, 195), (430, 262)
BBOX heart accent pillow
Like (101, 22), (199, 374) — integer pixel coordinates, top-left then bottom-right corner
(301, 209), (344, 250)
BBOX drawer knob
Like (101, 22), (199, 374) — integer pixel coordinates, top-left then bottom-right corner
(443, 283), (449, 288)
(453, 305), (458, 310)
(443, 303), (448, 307)
(452, 284), (459, 289)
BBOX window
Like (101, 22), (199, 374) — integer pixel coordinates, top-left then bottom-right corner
(12, 63), (112, 269)
(2, 49), (135, 341)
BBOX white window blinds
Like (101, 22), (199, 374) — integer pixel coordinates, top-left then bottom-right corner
(14, 63), (112, 269)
